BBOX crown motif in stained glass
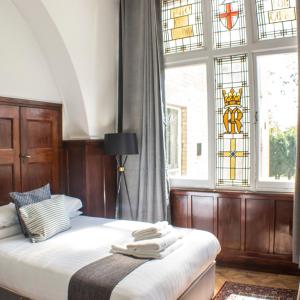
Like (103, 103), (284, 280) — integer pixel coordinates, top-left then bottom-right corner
(222, 88), (243, 107)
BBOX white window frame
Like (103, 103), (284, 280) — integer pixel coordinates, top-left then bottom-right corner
(254, 48), (298, 192)
(166, 104), (182, 175)
(164, 0), (298, 192)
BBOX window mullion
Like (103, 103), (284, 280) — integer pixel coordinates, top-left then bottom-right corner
(248, 52), (257, 191)
(203, 0), (215, 188)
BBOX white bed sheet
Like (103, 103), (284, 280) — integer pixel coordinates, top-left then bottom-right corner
(0, 216), (220, 300)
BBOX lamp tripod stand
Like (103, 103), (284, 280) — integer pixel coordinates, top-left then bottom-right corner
(115, 155), (134, 220)
(104, 132), (138, 221)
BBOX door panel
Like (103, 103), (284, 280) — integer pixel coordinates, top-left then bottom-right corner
(0, 105), (21, 204)
(20, 107), (60, 193)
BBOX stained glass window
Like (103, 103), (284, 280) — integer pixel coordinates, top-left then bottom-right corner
(256, 0), (297, 40)
(161, 0), (204, 54)
(212, 0), (247, 49)
(215, 54), (250, 187)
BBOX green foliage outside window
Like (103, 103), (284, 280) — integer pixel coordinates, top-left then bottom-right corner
(270, 127), (296, 180)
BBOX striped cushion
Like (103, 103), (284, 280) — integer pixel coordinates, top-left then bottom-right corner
(9, 184), (51, 236)
(19, 197), (71, 243)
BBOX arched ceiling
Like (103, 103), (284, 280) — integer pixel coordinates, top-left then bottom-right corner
(12, 0), (119, 139)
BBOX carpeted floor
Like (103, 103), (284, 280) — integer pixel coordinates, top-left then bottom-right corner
(214, 281), (298, 300)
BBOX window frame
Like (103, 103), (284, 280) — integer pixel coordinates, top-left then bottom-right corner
(254, 48), (298, 192)
(166, 104), (182, 174)
(164, 0), (298, 192)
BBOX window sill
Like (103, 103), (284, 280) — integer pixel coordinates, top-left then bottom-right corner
(169, 178), (294, 194)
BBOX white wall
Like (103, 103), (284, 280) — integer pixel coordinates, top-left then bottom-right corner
(42, 0), (119, 138)
(0, 0), (60, 103)
(3, 0), (119, 139)
(41, 0), (119, 138)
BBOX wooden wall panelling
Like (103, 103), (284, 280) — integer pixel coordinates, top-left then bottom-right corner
(0, 105), (21, 205)
(218, 196), (242, 251)
(191, 195), (215, 234)
(170, 191), (190, 228)
(170, 189), (298, 275)
(274, 199), (293, 255)
(64, 140), (116, 218)
(64, 142), (86, 209)
(245, 196), (275, 254)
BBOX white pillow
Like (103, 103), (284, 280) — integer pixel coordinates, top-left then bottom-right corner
(19, 197), (71, 243)
(70, 210), (83, 218)
(0, 203), (18, 228)
(0, 224), (21, 239)
(51, 195), (83, 218)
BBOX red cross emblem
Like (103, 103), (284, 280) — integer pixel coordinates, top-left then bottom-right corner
(219, 1), (239, 31)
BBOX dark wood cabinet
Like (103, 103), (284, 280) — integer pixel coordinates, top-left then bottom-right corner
(63, 140), (116, 218)
(0, 98), (62, 205)
(170, 189), (298, 274)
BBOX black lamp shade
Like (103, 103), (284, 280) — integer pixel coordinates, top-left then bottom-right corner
(104, 133), (138, 156)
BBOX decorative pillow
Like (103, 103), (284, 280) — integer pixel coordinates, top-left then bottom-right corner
(0, 203), (18, 228)
(51, 195), (83, 218)
(9, 184), (51, 236)
(19, 197), (71, 243)
(0, 224), (22, 240)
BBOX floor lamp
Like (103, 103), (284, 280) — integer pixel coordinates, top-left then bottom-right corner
(104, 133), (138, 220)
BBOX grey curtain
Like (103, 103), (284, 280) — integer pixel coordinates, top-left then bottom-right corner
(119, 0), (169, 222)
(292, 3), (300, 264)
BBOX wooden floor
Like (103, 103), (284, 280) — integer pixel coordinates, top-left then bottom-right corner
(215, 266), (300, 295)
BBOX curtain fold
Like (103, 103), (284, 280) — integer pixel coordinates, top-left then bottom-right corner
(292, 3), (300, 264)
(119, 0), (169, 222)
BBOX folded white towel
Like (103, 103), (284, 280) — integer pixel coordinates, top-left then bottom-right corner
(133, 225), (173, 241)
(132, 221), (168, 238)
(111, 240), (183, 259)
(127, 232), (179, 252)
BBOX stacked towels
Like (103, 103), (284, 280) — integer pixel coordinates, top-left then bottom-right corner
(111, 221), (183, 259)
(132, 221), (172, 241)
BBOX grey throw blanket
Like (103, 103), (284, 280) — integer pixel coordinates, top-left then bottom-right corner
(68, 254), (149, 300)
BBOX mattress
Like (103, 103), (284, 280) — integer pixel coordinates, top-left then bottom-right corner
(0, 216), (221, 300)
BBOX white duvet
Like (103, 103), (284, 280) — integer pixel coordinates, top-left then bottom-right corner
(0, 216), (220, 300)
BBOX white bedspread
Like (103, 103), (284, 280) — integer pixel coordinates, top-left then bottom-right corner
(0, 216), (220, 300)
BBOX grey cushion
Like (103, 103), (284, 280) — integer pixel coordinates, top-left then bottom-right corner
(9, 184), (51, 236)
(19, 197), (71, 243)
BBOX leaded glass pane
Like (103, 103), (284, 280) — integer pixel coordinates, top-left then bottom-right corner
(256, 0), (297, 40)
(212, 0), (247, 49)
(215, 54), (250, 187)
(162, 0), (204, 54)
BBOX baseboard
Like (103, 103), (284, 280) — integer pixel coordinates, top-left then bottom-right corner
(216, 255), (300, 276)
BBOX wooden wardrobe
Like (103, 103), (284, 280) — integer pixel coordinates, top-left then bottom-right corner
(0, 97), (62, 205)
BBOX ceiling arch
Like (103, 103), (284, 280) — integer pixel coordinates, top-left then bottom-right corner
(12, 0), (90, 139)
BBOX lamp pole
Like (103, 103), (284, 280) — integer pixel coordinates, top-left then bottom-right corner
(104, 133), (138, 221)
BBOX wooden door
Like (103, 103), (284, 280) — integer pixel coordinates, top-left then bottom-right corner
(20, 107), (60, 193)
(0, 105), (21, 204)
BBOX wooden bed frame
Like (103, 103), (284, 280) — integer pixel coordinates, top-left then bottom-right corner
(0, 263), (216, 300)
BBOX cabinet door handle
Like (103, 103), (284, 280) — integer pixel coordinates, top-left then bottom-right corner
(20, 154), (31, 159)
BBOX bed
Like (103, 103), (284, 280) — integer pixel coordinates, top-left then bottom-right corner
(0, 215), (221, 300)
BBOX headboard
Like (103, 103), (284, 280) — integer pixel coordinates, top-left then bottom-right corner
(0, 97), (62, 206)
